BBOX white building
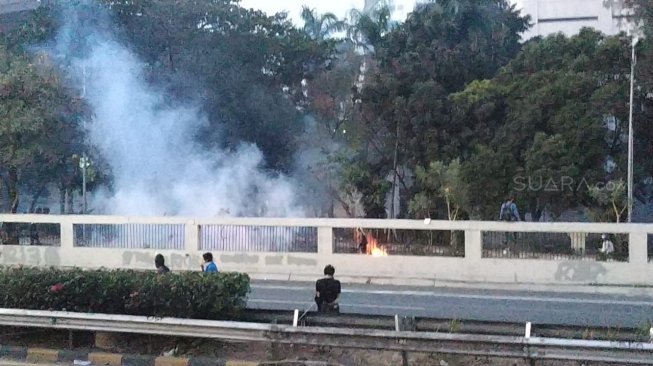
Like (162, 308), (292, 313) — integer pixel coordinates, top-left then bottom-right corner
(364, 0), (430, 21)
(519, 0), (635, 40)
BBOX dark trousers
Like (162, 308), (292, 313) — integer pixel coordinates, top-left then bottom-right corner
(315, 299), (339, 313)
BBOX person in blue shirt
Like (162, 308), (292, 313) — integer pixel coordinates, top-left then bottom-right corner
(201, 252), (219, 272)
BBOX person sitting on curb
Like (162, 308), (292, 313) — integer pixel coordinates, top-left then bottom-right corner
(315, 264), (341, 313)
(201, 252), (219, 272)
(154, 254), (170, 274)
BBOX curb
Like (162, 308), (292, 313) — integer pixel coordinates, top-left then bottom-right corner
(0, 346), (231, 366)
(0, 346), (340, 366)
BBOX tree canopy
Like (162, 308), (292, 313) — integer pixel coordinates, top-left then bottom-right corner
(1, 0), (652, 222)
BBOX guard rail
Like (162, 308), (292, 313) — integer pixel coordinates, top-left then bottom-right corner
(0, 309), (652, 364)
(243, 309), (648, 342)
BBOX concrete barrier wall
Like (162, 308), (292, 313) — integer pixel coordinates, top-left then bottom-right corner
(1, 214), (652, 286)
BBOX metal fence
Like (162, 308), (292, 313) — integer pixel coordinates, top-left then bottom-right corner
(0, 221), (60, 246)
(200, 225), (318, 253)
(482, 231), (629, 261)
(73, 224), (185, 250)
(333, 228), (464, 257)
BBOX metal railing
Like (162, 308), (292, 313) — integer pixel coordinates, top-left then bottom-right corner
(200, 225), (317, 253)
(482, 232), (630, 261)
(333, 228), (464, 257)
(0, 221), (60, 246)
(0, 309), (651, 364)
(74, 224), (185, 250)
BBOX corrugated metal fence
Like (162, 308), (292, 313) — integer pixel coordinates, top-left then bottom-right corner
(72, 224), (318, 253)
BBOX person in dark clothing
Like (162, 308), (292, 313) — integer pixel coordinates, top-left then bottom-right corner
(499, 196), (521, 254)
(154, 254), (170, 274)
(499, 196), (521, 221)
(357, 228), (368, 254)
(315, 264), (341, 313)
(29, 208), (42, 245)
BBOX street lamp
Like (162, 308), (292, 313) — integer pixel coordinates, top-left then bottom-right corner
(80, 61), (89, 214)
(627, 35), (639, 223)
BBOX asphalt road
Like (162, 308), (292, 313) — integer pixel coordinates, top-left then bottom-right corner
(247, 280), (653, 328)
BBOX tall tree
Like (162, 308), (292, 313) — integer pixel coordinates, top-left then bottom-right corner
(348, 0), (528, 218)
(451, 29), (639, 220)
(0, 46), (87, 219)
(300, 6), (346, 41)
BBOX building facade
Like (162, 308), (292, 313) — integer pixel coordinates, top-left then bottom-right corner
(364, 0), (430, 21)
(519, 0), (635, 40)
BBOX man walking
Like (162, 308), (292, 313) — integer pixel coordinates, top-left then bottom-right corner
(499, 196), (521, 222)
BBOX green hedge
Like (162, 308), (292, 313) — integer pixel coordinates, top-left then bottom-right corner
(0, 267), (250, 320)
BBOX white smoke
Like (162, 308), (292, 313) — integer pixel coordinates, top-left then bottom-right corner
(53, 4), (305, 217)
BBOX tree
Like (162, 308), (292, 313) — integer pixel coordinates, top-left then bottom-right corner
(345, 0), (528, 218)
(409, 159), (469, 221)
(300, 6), (346, 41)
(587, 180), (627, 222)
(347, 5), (392, 52)
(0, 46), (86, 229)
(86, 0), (337, 172)
(456, 29), (636, 220)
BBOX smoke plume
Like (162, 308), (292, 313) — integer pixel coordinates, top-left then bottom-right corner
(52, 2), (304, 217)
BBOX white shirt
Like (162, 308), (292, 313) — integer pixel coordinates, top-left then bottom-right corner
(600, 239), (614, 254)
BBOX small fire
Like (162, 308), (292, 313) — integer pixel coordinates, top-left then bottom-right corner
(356, 229), (388, 257)
(371, 245), (388, 257)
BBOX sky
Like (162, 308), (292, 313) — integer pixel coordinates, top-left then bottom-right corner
(239, 0), (370, 24)
(239, 0), (523, 26)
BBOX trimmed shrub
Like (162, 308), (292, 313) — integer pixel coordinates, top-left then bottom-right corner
(0, 267), (250, 320)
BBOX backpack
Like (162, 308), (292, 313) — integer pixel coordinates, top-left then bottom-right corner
(500, 202), (513, 221)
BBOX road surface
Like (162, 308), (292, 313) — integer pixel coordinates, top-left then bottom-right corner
(248, 280), (653, 328)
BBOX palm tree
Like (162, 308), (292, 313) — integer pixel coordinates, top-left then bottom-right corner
(346, 5), (392, 52)
(300, 6), (346, 40)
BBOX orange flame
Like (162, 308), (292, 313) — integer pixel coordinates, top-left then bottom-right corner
(356, 229), (388, 257)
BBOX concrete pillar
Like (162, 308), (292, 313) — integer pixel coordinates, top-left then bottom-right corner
(60, 221), (74, 249)
(464, 230), (482, 260)
(629, 231), (648, 264)
(317, 226), (333, 256)
(184, 221), (200, 252)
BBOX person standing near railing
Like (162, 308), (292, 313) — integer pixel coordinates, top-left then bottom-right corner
(499, 196), (521, 255)
(356, 228), (368, 254)
(598, 234), (614, 261)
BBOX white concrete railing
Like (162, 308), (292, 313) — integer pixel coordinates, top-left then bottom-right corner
(0, 214), (652, 286)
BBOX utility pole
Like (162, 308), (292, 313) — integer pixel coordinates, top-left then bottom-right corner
(80, 62), (88, 214)
(627, 36), (638, 223)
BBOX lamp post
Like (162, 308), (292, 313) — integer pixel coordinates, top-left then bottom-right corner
(80, 61), (88, 214)
(627, 35), (639, 223)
